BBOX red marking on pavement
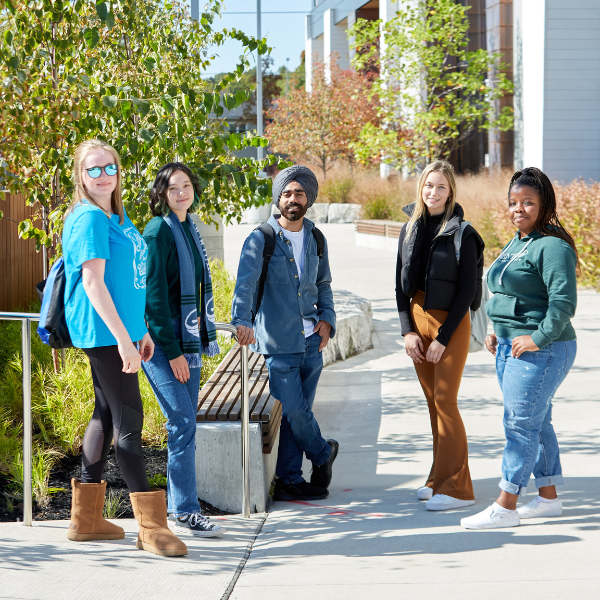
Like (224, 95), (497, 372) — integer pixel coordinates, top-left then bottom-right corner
(343, 489), (353, 492)
(288, 500), (383, 517)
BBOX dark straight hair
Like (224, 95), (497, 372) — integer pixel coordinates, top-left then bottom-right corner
(149, 162), (203, 217)
(508, 167), (579, 263)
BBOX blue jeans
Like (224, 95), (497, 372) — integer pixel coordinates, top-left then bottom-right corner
(142, 322), (201, 517)
(264, 333), (331, 485)
(496, 338), (576, 496)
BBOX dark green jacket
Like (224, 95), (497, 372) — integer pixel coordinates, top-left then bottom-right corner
(486, 230), (577, 349)
(143, 216), (203, 360)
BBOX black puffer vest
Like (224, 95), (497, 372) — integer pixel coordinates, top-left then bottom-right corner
(399, 202), (485, 312)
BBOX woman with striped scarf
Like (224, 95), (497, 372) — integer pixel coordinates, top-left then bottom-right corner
(143, 162), (225, 537)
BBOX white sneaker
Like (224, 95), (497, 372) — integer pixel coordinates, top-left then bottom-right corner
(425, 494), (475, 511)
(517, 497), (563, 519)
(417, 486), (433, 501)
(461, 503), (520, 529)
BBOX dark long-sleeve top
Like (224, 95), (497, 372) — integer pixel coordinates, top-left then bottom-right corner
(143, 216), (203, 360)
(396, 212), (478, 347)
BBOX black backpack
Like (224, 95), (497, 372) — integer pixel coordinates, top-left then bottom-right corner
(252, 223), (325, 323)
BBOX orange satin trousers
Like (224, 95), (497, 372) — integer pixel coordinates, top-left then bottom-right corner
(410, 290), (474, 501)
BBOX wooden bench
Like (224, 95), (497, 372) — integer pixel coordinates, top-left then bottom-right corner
(196, 344), (282, 454)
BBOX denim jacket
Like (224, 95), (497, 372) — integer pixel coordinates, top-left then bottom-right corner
(231, 215), (336, 354)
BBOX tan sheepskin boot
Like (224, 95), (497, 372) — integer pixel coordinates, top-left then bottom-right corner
(129, 490), (187, 557)
(67, 479), (125, 541)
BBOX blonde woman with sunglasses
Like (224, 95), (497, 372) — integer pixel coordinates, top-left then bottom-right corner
(62, 139), (187, 556)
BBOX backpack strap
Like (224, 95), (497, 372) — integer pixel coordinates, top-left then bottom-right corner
(312, 226), (325, 258)
(252, 223), (276, 323)
(453, 221), (471, 264)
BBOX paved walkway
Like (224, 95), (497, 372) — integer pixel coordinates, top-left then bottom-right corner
(2, 223), (599, 599)
(227, 224), (600, 599)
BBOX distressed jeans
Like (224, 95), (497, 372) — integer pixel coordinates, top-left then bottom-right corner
(265, 333), (331, 485)
(496, 337), (577, 496)
(142, 320), (201, 517)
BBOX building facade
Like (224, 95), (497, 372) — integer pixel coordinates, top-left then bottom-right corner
(306, 0), (600, 182)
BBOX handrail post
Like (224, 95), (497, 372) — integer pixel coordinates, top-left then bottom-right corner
(239, 344), (251, 518)
(21, 318), (33, 526)
(214, 322), (251, 518)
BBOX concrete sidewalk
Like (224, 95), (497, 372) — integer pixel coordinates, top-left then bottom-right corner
(227, 223), (600, 599)
(1, 515), (265, 600)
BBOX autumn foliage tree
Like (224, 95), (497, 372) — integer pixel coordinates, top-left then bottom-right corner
(265, 58), (379, 179)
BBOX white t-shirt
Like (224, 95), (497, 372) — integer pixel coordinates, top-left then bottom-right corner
(282, 228), (315, 338)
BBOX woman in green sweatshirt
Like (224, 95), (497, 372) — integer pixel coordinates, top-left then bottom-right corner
(461, 167), (578, 530)
(142, 162), (225, 538)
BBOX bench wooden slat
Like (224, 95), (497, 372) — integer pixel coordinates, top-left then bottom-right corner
(216, 352), (264, 421)
(197, 349), (242, 421)
(257, 394), (279, 423)
(262, 403), (283, 454)
(198, 356), (242, 421)
(262, 399), (281, 432)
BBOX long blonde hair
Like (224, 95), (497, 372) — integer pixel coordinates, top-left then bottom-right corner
(405, 160), (457, 239)
(65, 139), (124, 224)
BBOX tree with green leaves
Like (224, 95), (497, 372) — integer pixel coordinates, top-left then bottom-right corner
(349, 0), (513, 172)
(0, 0), (285, 260)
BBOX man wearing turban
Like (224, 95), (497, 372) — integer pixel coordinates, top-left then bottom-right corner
(231, 165), (339, 502)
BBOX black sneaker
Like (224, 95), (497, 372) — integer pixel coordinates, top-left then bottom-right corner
(273, 479), (328, 501)
(310, 439), (339, 489)
(168, 512), (226, 537)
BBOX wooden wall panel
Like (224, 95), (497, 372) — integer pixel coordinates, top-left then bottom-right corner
(0, 192), (44, 312)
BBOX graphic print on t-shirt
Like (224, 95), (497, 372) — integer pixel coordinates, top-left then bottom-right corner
(123, 226), (148, 289)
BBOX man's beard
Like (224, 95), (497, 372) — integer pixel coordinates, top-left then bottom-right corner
(280, 202), (308, 221)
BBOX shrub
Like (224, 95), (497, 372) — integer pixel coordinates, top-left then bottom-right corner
(362, 196), (402, 221)
(320, 178), (355, 204)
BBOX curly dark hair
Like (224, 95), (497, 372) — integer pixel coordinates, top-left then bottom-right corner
(149, 162), (203, 217)
(508, 167), (579, 261)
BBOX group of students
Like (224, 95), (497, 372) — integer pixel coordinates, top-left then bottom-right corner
(61, 138), (577, 560)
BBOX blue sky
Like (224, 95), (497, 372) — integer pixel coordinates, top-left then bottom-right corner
(203, 1), (313, 76)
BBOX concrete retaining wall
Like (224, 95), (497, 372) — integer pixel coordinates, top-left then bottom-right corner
(323, 290), (373, 366)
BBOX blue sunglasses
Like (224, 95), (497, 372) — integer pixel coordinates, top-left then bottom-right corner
(86, 164), (118, 178)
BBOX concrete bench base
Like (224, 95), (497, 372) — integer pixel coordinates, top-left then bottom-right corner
(195, 422), (279, 514)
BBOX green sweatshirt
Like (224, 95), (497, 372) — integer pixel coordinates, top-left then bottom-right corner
(143, 216), (203, 360)
(486, 230), (577, 349)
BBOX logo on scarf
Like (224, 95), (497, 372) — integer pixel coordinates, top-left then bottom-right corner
(185, 310), (200, 337)
(206, 297), (215, 323)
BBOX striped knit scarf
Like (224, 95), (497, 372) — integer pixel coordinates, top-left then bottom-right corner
(164, 212), (219, 367)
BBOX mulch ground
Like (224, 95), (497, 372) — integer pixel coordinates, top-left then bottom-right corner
(0, 446), (232, 522)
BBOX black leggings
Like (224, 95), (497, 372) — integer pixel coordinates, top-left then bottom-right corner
(81, 346), (150, 493)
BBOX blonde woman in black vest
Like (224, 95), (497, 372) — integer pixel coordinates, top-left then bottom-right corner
(396, 160), (484, 511)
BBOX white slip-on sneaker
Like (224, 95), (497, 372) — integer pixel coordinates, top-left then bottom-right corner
(425, 494), (475, 511)
(417, 486), (433, 501)
(517, 496), (563, 519)
(461, 503), (520, 529)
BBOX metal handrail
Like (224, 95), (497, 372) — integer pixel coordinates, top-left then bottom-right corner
(0, 313), (251, 525)
(0, 311), (38, 527)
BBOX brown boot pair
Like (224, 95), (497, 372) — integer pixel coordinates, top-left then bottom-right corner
(67, 479), (187, 557)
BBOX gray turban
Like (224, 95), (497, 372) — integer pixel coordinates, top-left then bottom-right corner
(273, 165), (319, 209)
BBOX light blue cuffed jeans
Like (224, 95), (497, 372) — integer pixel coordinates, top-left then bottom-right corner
(142, 320), (201, 517)
(496, 337), (576, 496)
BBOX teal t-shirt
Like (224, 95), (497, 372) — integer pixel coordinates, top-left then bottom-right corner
(63, 202), (148, 348)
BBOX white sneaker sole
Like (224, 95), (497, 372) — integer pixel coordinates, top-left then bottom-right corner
(426, 499), (475, 511)
(169, 523), (226, 538)
(518, 507), (563, 519)
(461, 516), (520, 529)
